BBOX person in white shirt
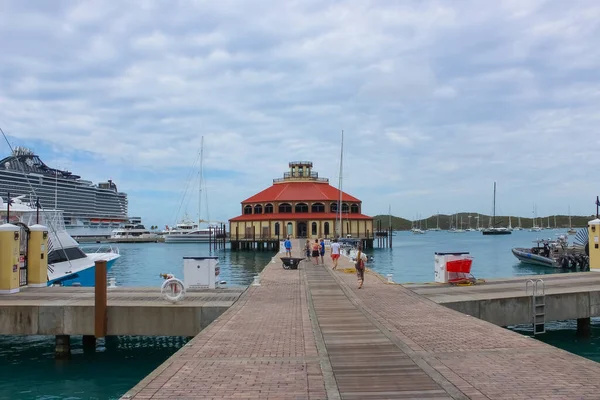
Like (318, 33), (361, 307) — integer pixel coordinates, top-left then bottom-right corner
(330, 238), (341, 269)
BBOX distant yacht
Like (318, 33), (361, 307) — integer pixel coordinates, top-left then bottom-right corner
(110, 218), (158, 243)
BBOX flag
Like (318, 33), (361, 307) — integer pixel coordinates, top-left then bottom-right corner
(596, 196), (600, 207)
(35, 198), (41, 208)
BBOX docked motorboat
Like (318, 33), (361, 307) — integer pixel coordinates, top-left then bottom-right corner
(110, 219), (158, 243)
(511, 235), (588, 270)
(0, 196), (120, 286)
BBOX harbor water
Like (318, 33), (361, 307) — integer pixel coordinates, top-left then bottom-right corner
(1, 230), (597, 399)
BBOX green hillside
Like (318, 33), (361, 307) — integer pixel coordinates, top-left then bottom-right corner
(373, 213), (595, 231)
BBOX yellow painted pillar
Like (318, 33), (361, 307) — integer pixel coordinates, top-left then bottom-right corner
(27, 224), (49, 287)
(589, 219), (600, 270)
(0, 224), (21, 294)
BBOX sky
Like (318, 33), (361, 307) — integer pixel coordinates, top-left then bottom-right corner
(1, 0), (599, 227)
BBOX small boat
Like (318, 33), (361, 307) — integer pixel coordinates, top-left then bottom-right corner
(511, 235), (588, 269)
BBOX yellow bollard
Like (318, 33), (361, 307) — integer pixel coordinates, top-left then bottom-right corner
(589, 218), (600, 270)
(27, 224), (49, 287)
(0, 224), (21, 294)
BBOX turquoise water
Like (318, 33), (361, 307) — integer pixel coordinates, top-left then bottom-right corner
(0, 231), (596, 399)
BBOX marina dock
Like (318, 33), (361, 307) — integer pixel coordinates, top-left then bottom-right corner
(123, 242), (600, 400)
(406, 272), (600, 327)
(0, 286), (244, 337)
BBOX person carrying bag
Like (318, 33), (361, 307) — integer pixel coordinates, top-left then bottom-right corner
(355, 245), (367, 289)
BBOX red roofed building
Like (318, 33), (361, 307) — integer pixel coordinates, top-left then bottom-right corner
(229, 161), (373, 248)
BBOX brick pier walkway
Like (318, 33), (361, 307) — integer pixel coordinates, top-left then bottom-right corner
(124, 242), (600, 399)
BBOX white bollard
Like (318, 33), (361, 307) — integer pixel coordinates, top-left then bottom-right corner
(387, 274), (394, 284)
(108, 277), (117, 288)
(252, 275), (261, 286)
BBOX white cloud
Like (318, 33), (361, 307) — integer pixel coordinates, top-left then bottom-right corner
(1, 0), (599, 226)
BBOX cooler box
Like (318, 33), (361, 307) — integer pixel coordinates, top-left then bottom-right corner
(434, 252), (471, 283)
(183, 256), (219, 289)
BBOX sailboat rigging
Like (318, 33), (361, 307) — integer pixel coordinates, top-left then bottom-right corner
(336, 130), (344, 238)
(482, 182), (511, 235)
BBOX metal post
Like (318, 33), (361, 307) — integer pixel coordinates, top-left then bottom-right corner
(94, 260), (107, 338)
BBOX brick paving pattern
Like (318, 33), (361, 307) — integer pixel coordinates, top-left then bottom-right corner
(125, 241), (600, 399)
(331, 253), (600, 399)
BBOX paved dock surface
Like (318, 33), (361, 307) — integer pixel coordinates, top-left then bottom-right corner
(405, 271), (600, 303)
(124, 244), (600, 399)
(0, 286), (244, 306)
(0, 286), (244, 336)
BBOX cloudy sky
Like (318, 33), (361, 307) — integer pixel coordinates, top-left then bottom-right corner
(1, 0), (599, 227)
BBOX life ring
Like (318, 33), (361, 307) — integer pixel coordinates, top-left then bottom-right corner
(161, 278), (186, 303)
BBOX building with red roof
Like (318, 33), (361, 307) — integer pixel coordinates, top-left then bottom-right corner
(229, 161), (373, 248)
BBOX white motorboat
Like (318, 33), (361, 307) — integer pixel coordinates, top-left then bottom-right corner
(110, 219), (158, 243)
(0, 195), (120, 286)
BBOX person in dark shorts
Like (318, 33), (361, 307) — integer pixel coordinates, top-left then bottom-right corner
(319, 238), (325, 264)
(312, 239), (320, 265)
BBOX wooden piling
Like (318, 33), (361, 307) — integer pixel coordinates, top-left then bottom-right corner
(94, 260), (107, 338)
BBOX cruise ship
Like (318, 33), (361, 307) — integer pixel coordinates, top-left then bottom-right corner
(0, 147), (128, 236)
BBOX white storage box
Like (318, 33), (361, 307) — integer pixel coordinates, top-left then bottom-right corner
(434, 252), (470, 283)
(183, 256), (219, 289)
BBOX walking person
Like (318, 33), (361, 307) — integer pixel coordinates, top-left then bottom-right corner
(319, 238), (325, 265)
(311, 239), (320, 265)
(330, 238), (341, 269)
(355, 244), (368, 289)
(305, 239), (311, 259)
(284, 236), (292, 257)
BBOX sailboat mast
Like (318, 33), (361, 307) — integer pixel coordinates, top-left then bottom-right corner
(198, 136), (204, 226)
(337, 130), (344, 237)
(492, 181), (496, 226)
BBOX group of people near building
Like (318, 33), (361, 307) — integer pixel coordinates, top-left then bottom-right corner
(283, 236), (367, 289)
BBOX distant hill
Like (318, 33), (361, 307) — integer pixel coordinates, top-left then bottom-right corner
(373, 213), (596, 231)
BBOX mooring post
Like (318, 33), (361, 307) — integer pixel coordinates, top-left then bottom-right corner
(55, 335), (71, 359)
(95, 260), (107, 338)
(577, 317), (591, 337)
(82, 335), (96, 351)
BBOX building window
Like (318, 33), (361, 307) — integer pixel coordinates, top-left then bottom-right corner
(254, 204), (263, 214)
(295, 203), (308, 213)
(324, 222), (330, 236)
(330, 203), (338, 213)
(265, 203), (274, 214)
(350, 204), (359, 213)
(279, 203), (292, 213)
(311, 203), (325, 213)
(275, 222), (280, 235)
(312, 222), (317, 235)
(244, 205), (253, 214)
(341, 203), (349, 213)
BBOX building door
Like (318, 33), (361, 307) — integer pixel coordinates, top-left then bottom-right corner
(262, 226), (269, 238)
(297, 222), (307, 238)
(286, 222), (293, 237)
(15, 223), (29, 287)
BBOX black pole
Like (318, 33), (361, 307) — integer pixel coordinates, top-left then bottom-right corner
(596, 196), (599, 219)
(6, 191), (10, 223)
(36, 197), (40, 224)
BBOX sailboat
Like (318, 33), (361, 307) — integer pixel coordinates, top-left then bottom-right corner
(513, 216), (523, 231)
(482, 182), (511, 235)
(165, 137), (222, 243)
